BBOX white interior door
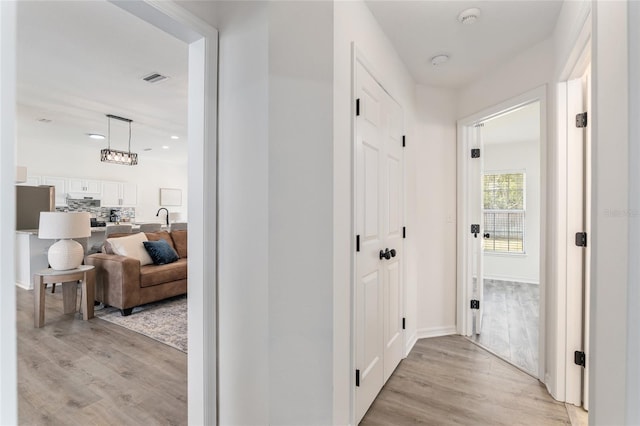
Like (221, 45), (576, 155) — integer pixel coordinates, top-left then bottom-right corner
(583, 67), (591, 411)
(355, 59), (404, 423)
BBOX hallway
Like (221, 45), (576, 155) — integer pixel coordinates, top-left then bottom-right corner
(360, 335), (569, 426)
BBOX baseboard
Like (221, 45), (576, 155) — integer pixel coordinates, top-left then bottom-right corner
(484, 275), (540, 285)
(405, 332), (418, 356)
(15, 281), (31, 290)
(417, 325), (457, 339)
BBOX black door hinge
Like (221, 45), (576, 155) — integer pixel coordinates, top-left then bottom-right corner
(356, 235), (360, 252)
(402, 317), (406, 330)
(470, 299), (480, 310)
(403, 227), (406, 239)
(471, 148), (480, 158)
(575, 232), (587, 247)
(576, 112), (588, 128)
(574, 351), (586, 367)
(355, 369), (360, 387)
(402, 135), (406, 147)
(356, 99), (360, 116)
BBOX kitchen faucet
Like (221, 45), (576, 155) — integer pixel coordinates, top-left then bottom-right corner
(156, 207), (169, 226)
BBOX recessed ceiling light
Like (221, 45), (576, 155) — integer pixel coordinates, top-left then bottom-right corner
(87, 133), (105, 140)
(144, 148), (152, 151)
(458, 7), (481, 25)
(431, 54), (450, 66)
(37, 118), (52, 123)
(162, 145), (170, 149)
(170, 135), (179, 140)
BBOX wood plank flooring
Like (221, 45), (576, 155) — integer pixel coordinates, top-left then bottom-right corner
(360, 335), (570, 426)
(16, 286), (187, 425)
(471, 280), (539, 375)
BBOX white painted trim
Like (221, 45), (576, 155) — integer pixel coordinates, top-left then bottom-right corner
(405, 332), (418, 356)
(108, 2), (218, 424)
(0, 2), (18, 424)
(483, 275), (540, 285)
(628, 2), (640, 423)
(552, 8), (592, 406)
(457, 85), (547, 382)
(416, 326), (457, 340)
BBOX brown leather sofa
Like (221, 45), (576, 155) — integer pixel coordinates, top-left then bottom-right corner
(86, 230), (187, 316)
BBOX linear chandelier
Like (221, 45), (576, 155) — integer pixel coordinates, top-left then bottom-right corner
(100, 114), (138, 165)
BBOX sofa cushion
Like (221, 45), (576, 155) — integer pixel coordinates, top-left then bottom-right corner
(107, 232), (153, 266)
(171, 230), (187, 258)
(139, 258), (188, 288)
(143, 239), (179, 265)
(144, 231), (176, 251)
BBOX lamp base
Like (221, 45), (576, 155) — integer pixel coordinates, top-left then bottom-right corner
(48, 239), (84, 270)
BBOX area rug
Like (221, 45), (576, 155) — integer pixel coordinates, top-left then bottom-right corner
(95, 295), (187, 353)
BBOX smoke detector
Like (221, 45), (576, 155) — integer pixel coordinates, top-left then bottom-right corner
(458, 8), (481, 25)
(431, 54), (450, 66)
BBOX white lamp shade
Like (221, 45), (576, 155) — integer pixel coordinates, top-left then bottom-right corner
(38, 212), (91, 239)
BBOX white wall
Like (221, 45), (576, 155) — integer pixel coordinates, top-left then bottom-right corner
(16, 137), (188, 222)
(483, 138), (541, 284)
(179, 2), (334, 424)
(590, 1), (630, 423)
(0, 2), (18, 424)
(213, 3), (270, 425)
(414, 85), (457, 337)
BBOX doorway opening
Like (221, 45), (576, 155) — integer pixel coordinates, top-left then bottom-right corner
(468, 102), (541, 376)
(456, 86), (547, 381)
(2, 1), (218, 424)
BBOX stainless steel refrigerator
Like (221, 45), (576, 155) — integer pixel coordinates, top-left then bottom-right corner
(16, 185), (55, 230)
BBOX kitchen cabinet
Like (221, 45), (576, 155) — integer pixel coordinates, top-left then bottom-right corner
(68, 178), (101, 194)
(101, 181), (137, 207)
(41, 176), (67, 206)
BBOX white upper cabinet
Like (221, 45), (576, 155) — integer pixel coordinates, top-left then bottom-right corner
(68, 178), (101, 195)
(101, 181), (137, 207)
(41, 176), (67, 206)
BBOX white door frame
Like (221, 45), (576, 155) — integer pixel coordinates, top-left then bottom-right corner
(350, 45), (406, 425)
(552, 8), (591, 405)
(456, 85), (548, 381)
(0, 2), (218, 424)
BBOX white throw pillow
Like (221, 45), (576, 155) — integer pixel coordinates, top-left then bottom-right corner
(107, 232), (153, 266)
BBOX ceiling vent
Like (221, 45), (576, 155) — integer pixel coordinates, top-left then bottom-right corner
(142, 72), (169, 83)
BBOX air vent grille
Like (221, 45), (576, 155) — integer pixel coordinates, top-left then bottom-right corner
(142, 72), (169, 83)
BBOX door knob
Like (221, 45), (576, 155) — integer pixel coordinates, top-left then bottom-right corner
(379, 248), (391, 260)
(389, 249), (397, 258)
(483, 233), (491, 239)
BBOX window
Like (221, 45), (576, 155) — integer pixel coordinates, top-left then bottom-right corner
(483, 172), (525, 253)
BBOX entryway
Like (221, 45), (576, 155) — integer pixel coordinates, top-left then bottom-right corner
(467, 101), (542, 377)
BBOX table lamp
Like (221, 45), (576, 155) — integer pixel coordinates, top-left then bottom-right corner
(38, 212), (91, 270)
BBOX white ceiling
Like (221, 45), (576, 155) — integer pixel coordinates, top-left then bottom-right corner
(365, 0), (564, 89)
(16, 1), (561, 164)
(17, 1), (188, 164)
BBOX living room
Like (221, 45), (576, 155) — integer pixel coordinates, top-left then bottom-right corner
(14, 2), (191, 423)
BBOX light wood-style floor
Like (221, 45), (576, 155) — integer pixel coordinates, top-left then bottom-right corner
(16, 287), (187, 425)
(471, 279), (539, 375)
(361, 335), (571, 426)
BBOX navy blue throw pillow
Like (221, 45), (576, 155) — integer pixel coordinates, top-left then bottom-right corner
(143, 239), (179, 265)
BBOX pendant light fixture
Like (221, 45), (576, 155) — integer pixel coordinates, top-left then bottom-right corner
(100, 114), (138, 165)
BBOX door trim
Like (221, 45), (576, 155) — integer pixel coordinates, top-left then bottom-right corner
(456, 85), (547, 382)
